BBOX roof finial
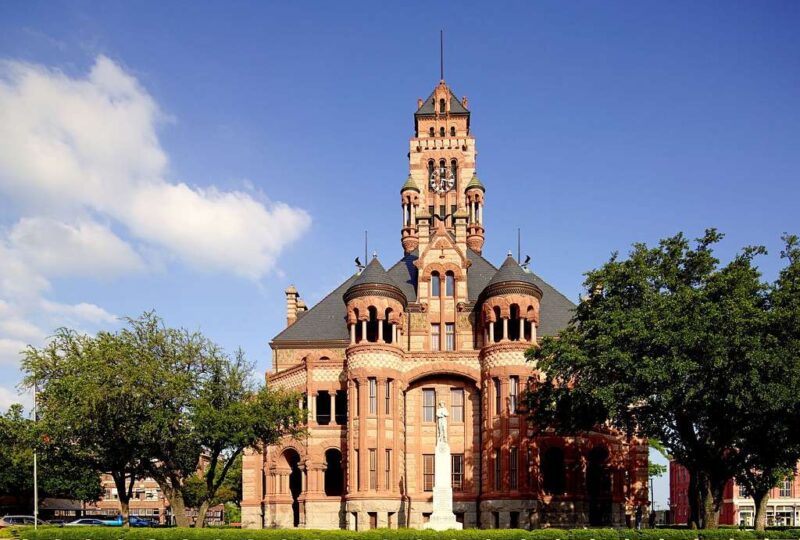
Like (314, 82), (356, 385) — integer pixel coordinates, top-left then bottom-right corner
(440, 29), (444, 82)
(372, 251), (378, 259)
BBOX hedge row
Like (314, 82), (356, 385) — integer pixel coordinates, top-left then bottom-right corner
(6, 528), (800, 540)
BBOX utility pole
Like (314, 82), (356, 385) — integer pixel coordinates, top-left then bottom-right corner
(33, 381), (38, 530)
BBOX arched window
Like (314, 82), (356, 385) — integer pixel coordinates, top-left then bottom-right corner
(324, 448), (344, 496)
(366, 307), (379, 343)
(429, 127), (434, 137)
(353, 309), (362, 343)
(450, 159), (458, 184)
(383, 308), (393, 344)
(450, 126), (456, 136)
(509, 304), (520, 341)
(493, 306), (503, 343)
(427, 160), (435, 180)
(431, 271), (440, 297)
(541, 447), (566, 495)
(439, 98), (446, 113)
(439, 127), (445, 136)
(445, 271), (455, 296)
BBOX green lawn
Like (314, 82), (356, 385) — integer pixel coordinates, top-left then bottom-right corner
(3, 528), (798, 540)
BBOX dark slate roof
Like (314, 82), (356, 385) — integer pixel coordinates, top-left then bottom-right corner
(527, 272), (576, 337)
(387, 253), (419, 302)
(349, 257), (401, 290)
(271, 274), (356, 343)
(271, 249), (575, 344)
(415, 88), (470, 116)
(466, 248), (498, 302)
(486, 254), (540, 289)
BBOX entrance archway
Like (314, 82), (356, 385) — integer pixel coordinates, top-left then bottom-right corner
(586, 446), (612, 526)
(280, 449), (303, 527)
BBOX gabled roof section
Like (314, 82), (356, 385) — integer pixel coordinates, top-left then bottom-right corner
(415, 88), (470, 116)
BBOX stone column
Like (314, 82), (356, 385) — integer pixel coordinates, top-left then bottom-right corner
(361, 320), (367, 342)
(378, 319), (384, 342)
(350, 323), (356, 344)
(489, 323), (495, 343)
(502, 317), (509, 341)
(519, 318), (525, 341)
(330, 392), (336, 424)
(411, 204), (416, 224)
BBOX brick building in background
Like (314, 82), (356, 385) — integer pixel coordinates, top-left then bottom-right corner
(241, 78), (650, 530)
(670, 462), (800, 526)
(84, 475), (224, 526)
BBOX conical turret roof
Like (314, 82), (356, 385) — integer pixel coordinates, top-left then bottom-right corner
(400, 175), (420, 193)
(465, 172), (485, 192)
(483, 253), (543, 299)
(344, 256), (407, 306)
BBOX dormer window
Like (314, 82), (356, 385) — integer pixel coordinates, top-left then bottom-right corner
(439, 98), (446, 113)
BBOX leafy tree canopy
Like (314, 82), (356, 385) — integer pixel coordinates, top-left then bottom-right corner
(526, 230), (800, 528)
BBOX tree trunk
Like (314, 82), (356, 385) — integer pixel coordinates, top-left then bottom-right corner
(155, 480), (190, 527)
(169, 490), (190, 527)
(195, 500), (211, 528)
(111, 474), (131, 528)
(688, 469), (701, 529)
(753, 489), (770, 532)
(700, 475), (726, 529)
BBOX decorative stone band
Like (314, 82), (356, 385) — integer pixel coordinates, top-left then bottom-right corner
(482, 280), (543, 301)
(343, 282), (407, 307)
(479, 342), (530, 369)
(345, 343), (404, 375)
(266, 364), (307, 390)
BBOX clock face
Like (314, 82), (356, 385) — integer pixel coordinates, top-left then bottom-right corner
(429, 166), (455, 194)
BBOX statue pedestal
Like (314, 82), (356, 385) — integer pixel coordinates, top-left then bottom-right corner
(422, 440), (462, 530)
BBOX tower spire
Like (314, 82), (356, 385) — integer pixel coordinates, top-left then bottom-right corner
(440, 30), (444, 81)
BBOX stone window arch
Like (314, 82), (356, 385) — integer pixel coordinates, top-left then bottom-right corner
(445, 271), (455, 297)
(450, 126), (456, 136)
(429, 126), (434, 137)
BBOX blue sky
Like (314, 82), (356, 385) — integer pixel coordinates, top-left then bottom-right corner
(1, 0), (799, 510)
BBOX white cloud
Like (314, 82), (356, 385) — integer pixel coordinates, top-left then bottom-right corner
(0, 338), (28, 367)
(0, 384), (31, 412)
(8, 217), (146, 279)
(0, 54), (311, 385)
(0, 55), (311, 278)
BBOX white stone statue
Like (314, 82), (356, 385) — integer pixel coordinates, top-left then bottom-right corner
(436, 401), (448, 444)
(424, 400), (462, 530)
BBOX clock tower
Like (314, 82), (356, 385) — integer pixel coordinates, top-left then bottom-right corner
(401, 80), (485, 255)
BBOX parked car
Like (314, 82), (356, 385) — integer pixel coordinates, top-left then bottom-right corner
(0, 515), (46, 528)
(64, 518), (106, 527)
(129, 516), (158, 527)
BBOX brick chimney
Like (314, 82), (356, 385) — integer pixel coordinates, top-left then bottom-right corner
(285, 285), (299, 326)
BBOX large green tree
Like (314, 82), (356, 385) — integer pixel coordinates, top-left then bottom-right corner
(735, 235), (800, 531)
(21, 330), (149, 525)
(0, 404), (103, 507)
(22, 312), (305, 528)
(526, 230), (800, 529)
(111, 313), (305, 527)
